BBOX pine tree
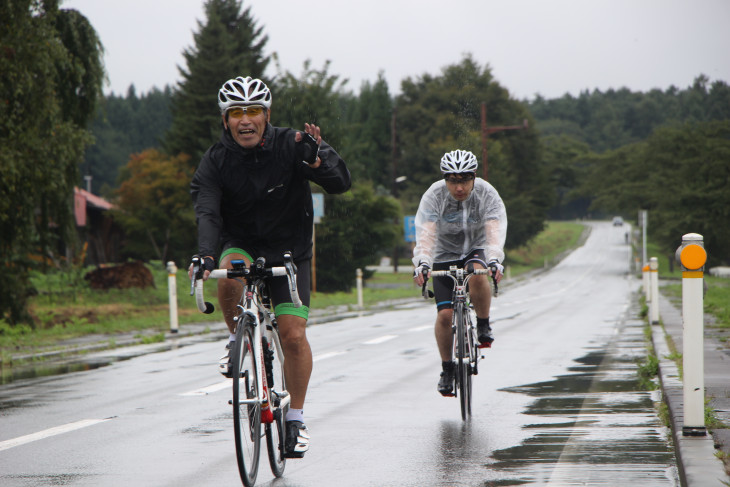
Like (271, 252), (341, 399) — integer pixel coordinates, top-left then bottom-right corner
(339, 74), (393, 190)
(164, 0), (269, 166)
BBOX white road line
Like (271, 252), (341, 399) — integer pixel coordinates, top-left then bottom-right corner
(313, 351), (346, 362)
(180, 380), (231, 396)
(408, 325), (432, 332)
(0, 418), (111, 452)
(363, 335), (398, 345)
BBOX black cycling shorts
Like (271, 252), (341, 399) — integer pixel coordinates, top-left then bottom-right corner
(220, 243), (311, 319)
(432, 249), (487, 311)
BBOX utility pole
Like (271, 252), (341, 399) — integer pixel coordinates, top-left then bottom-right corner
(391, 108), (399, 273)
(480, 102), (529, 180)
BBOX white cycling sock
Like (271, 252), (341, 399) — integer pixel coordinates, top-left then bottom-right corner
(286, 408), (304, 423)
(229, 333), (236, 342)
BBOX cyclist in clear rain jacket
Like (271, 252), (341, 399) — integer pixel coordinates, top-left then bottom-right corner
(412, 149), (507, 396)
(190, 76), (351, 458)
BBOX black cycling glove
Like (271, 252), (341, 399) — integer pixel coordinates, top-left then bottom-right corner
(202, 256), (215, 273)
(296, 132), (319, 165)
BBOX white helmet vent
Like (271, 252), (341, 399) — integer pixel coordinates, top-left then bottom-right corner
(218, 76), (272, 113)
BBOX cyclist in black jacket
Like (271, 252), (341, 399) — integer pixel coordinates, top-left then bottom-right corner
(190, 76), (351, 458)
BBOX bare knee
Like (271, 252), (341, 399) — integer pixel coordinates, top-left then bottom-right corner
(436, 309), (452, 328)
(277, 315), (309, 352)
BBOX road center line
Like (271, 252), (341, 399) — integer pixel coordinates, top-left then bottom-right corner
(408, 325), (432, 332)
(0, 418), (112, 452)
(180, 380), (231, 396)
(363, 335), (398, 345)
(313, 351), (346, 362)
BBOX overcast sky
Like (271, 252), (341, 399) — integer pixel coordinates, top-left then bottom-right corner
(61, 0), (730, 101)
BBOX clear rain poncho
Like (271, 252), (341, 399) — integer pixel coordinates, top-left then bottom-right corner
(412, 179), (507, 268)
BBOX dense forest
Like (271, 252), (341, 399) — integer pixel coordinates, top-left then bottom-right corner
(528, 75), (730, 152)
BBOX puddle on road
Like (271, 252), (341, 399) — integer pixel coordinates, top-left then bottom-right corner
(1, 336), (222, 386)
(1, 358), (118, 386)
(488, 317), (679, 486)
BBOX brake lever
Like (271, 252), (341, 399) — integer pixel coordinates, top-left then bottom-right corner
(190, 255), (201, 296)
(488, 264), (499, 297)
(421, 269), (433, 299)
(282, 252), (302, 307)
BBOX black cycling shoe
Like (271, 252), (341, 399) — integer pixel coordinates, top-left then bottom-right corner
(284, 420), (310, 458)
(438, 362), (456, 396)
(218, 341), (234, 378)
(477, 323), (494, 348)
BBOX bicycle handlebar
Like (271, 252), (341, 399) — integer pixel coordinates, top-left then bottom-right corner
(422, 265), (500, 299)
(190, 252), (302, 314)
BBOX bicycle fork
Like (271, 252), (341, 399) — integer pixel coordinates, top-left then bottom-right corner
(231, 308), (274, 424)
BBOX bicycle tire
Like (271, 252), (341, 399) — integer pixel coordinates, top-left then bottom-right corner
(455, 302), (471, 420)
(264, 331), (287, 477)
(232, 321), (261, 487)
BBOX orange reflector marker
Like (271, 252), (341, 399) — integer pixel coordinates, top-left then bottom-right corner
(682, 271), (703, 279)
(679, 244), (707, 271)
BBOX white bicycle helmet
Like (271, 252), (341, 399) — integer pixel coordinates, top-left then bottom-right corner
(440, 149), (478, 174)
(217, 76), (272, 113)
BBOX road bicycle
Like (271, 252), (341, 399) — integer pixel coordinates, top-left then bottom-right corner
(191, 252), (300, 487)
(422, 264), (499, 420)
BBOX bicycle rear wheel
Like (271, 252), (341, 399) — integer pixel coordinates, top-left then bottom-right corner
(232, 322), (261, 487)
(455, 303), (472, 421)
(264, 330), (287, 477)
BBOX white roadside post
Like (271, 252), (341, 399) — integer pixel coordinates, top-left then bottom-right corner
(649, 257), (659, 324)
(356, 268), (364, 309)
(167, 261), (179, 334)
(643, 263), (651, 302)
(675, 233), (708, 436)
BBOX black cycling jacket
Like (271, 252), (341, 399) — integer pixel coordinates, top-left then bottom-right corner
(190, 123), (351, 265)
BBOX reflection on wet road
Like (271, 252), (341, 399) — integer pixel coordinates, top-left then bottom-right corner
(490, 305), (678, 486)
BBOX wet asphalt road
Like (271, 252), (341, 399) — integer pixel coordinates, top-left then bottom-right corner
(0, 222), (679, 486)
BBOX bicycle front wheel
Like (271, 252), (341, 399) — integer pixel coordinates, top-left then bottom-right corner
(455, 303), (472, 421)
(232, 322), (261, 487)
(264, 330), (287, 477)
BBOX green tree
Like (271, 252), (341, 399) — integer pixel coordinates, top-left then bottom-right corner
(315, 183), (401, 292)
(164, 0), (269, 166)
(113, 150), (196, 265)
(541, 135), (594, 219)
(0, 0), (104, 324)
(84, 86), (173, 194)
(528, 75), (730, 154)
(394, 55), (551, 248)
(270, 59), (348, 152)
(587, 121), (730, 265)
(338, 74), (394, 190)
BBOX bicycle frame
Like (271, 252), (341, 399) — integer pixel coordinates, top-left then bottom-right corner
(191, 253), (300, 485)
(234, 278), (290, 417)
(433, 266), (485, 360)
(428, 266), (493, 420)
